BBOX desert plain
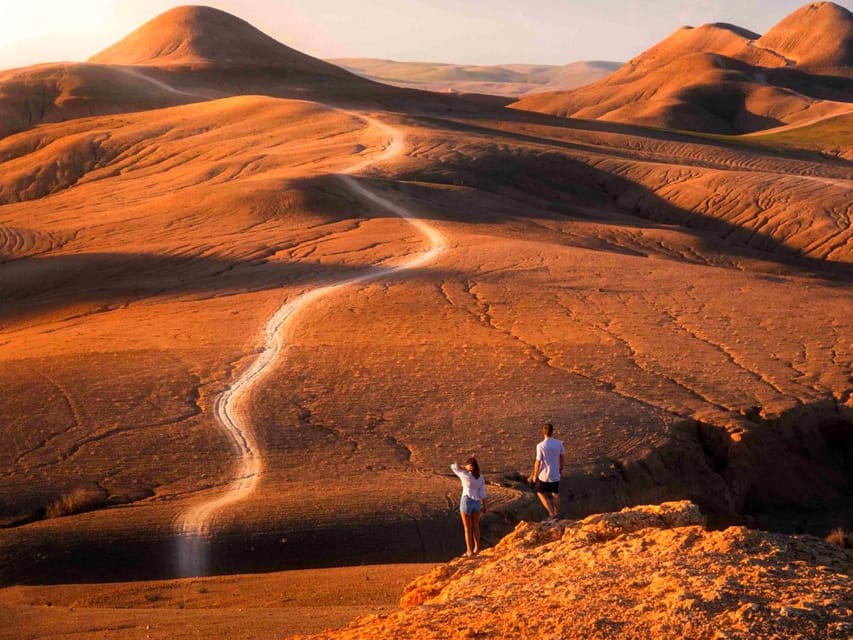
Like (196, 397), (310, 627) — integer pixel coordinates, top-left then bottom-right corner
(0, 3), (851, 639)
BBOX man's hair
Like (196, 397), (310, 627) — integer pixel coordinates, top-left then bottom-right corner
(543, 423), (554, 436)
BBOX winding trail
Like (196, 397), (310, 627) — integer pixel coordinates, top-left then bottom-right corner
(175, 112), (446, 576)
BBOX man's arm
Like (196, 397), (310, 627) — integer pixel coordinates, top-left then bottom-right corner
(529, 459), (541, 483)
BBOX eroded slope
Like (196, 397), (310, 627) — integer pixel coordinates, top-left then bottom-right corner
(0, 87), (849, 583)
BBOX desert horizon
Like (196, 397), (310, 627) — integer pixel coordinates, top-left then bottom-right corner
(1, 2), (851, 639)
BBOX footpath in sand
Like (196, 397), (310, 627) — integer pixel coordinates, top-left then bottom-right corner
(174, 112), (447, 576)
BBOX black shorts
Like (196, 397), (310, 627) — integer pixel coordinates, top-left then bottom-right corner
(535, 480), (559, 494)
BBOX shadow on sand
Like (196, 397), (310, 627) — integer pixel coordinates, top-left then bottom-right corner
(288, 155), (852, 286)
(0, 511), (468, 586)
(0, 251), (456, 324)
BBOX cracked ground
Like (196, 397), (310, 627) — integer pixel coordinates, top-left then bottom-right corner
(0, 97), (850, 577)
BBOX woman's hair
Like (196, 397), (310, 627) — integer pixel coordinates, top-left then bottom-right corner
(467, 456), (480, 479)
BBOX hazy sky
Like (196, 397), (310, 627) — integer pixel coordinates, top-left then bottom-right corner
(1, 0), (849, 70)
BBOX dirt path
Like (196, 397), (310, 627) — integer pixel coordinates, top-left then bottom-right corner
(174, 112), (446, 576)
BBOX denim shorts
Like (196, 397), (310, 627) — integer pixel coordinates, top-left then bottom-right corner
(460, 496), (481, 515)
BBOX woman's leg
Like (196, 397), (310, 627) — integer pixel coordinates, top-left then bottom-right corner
(460, 512), (473, 555)
(471, 511), (481, 553)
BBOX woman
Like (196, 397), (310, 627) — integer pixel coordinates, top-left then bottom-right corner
(451, 456), (487, 556)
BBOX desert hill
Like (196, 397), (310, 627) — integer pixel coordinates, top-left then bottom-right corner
(512, 1), (853, 133)
(0, 5), (358, 139)
(744, 110), (853, 160)
(88, 5), (352, 76)
(2, 88), (850, 588)
(757, 1), (853, 70)
(0, 6), (501, 141)
(330, 58), (621, 96)
(543, 60), (623, 91)
(305, 502), (853, 639)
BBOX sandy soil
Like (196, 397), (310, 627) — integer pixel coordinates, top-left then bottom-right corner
(0, 563), (435, 640)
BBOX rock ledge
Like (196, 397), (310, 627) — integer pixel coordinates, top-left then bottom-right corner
(305, 501), (853, 639)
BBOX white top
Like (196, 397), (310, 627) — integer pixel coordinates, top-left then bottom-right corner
(451, 463), (487, 501)
(536, 437), (565, 482)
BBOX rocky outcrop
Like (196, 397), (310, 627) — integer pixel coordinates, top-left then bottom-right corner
(304, 502), (853, 639)
(552, 401), (853, 534)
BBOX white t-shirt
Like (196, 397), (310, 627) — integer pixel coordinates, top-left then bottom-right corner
(536, 437), (565, 482)
(451, 464), (487, 501)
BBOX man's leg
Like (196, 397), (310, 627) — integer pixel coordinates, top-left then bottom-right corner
(549, 493), (560, 519)
(536, 491), (555, 518)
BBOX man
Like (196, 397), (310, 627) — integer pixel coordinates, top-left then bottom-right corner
(529, 423), (564, 522)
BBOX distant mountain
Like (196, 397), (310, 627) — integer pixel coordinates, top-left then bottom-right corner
(330, 58), (621, 97)
(512, 1), (853, 134)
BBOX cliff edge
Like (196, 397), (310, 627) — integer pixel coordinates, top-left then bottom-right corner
(304, 502), (852, 639)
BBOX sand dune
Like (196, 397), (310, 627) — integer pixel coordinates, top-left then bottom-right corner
(512, 1), (853, 133)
